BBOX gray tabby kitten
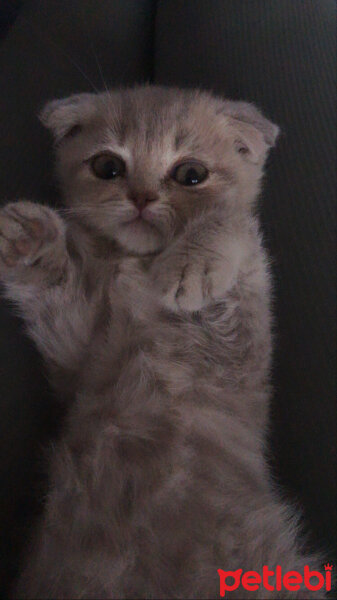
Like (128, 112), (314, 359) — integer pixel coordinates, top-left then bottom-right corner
(0, 86), (324, 599)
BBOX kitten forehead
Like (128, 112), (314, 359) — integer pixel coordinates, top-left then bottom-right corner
(101, 88), (195, 146)
(88, 91), (198, 165)
(97, 89), (277, 156)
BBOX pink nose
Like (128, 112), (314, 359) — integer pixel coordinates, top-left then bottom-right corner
(129, 191), (158, 211)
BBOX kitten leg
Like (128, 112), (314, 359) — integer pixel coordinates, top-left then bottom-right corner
(0, 201), (95, 386)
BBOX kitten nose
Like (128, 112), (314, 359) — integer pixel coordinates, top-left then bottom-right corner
(129, 191), (158, 212)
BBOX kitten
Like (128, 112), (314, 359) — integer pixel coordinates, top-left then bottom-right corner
(0, 86), (325, 599)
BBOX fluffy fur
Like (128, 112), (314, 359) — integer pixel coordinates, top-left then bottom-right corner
(0, 86), (324, 598)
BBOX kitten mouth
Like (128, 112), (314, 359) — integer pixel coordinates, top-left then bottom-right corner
(124, 214), (156, 228)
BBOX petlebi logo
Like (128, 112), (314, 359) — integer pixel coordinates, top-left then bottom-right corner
(217, 563), (333, 597)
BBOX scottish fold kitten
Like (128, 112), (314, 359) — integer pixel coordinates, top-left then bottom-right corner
(0, 86), (324, 598)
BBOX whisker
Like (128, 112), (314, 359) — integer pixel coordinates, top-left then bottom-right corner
(46, 35), (100, 94)
(76, 3), (112, 99)
(89, 42), (110, 96)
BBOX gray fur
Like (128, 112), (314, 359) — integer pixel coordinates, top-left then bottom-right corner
(0, 86), (324, 598)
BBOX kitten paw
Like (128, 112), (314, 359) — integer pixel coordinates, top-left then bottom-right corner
(0, 201), (65, 276)
(162, 263), (210, 313)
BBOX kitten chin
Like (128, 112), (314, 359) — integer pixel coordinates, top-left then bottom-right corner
(115, 219), (165, 254)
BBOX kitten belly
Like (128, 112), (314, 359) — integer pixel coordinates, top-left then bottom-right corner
(28, 302), (270, 597)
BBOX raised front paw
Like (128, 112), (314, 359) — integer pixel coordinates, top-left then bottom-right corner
(0, 201), (66, 278)
(155, 253), (235, 313)
(161, 262), (208, 312)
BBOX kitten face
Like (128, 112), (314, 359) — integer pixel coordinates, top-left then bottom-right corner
(41, 86), (279, 255)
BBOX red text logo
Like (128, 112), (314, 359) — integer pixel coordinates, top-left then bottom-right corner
(218, 563), (333, 596)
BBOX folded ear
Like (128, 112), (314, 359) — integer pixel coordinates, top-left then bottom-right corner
(39, 93), (97, 142)
(220, 100), (280, 163)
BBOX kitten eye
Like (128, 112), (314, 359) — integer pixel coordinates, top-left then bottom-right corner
(172, 161), (208, 186)
(90, 153), (125, 180)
